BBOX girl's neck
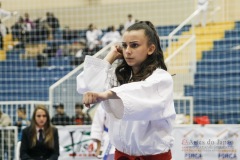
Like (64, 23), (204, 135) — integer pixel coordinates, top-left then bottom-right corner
(132, 67), (140, 75)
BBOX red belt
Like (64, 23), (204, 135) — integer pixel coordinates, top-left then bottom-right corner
(114, 149), (172, 160)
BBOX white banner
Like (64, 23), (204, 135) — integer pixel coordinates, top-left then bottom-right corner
(57, 125), (97, 160)
(57, 125), (240, 160)
(172, 125), (240, 160)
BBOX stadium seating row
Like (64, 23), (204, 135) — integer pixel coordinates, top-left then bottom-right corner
(184, 21), (240, 124)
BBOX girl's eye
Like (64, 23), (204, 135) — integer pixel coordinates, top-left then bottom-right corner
(121, 43), (139, 49)
(37, 115), (46, 118)
(130, 43), (139, 48)
(122, 43), (127, 49)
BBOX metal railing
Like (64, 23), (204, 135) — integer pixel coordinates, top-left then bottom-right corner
(0, 126), (18, 160)
(0, 101), (50, 124)
(48, 42), (114, 116)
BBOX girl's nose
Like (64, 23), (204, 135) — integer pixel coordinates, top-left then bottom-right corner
(125, 46), (131, 54)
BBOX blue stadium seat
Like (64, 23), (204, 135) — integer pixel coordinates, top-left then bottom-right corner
(202, 50), (239, 60)
(213, 37), (240, 49)
(48, 57), (71, 66)
(235, 21), (240, 30)
(156, 24), (191, 36)
(194, 74), (240, 86)
(225, 30), (240, 38)
(0, 58), (74, 101)
(185, 21), (240, 124)
(184, 84), (240, 98)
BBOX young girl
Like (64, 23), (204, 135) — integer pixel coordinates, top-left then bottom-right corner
(20, 105), (59, 160)
(77, 21), (176, 160)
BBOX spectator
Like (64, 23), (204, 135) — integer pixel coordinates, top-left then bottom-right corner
(20, 105), (59, 160)
(0, 19), (6, 49)
(15, 107), (30, 141)
(118, 24), (124, 35)
(0, 2), (12, 19)
(51, 103), (71, 125)
(86, 23), (102, 51)
(195, 0), (209, 27)
(0, 110), (11, 127)
(124, 14), (135, 31)
(11, 16), (29, 42)
(72, 103), (92, 125)
(0, 2), (12, 50)
(33, 17), (52, 41)
(23, 12), (34, 31)
(69, 40), (87, 66)
(46, 12), (60, 39)
(101, 25), (121, 47)
(0, 109), (13, 160)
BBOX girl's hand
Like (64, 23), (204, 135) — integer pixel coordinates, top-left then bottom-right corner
(82, 90), (117, 108)
(104, 44), (123, 64)
(114, 44), (124, 59)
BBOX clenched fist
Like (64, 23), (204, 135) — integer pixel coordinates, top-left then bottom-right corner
(82, 90), (118, 108)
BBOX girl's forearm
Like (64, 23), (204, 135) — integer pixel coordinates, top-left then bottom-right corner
(104, 53), (117, 64)
(103, 90), (119, 100)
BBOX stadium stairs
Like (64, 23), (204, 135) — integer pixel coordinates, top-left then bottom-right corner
(0, 36), (76, 101)
(184, 21), (240, 124)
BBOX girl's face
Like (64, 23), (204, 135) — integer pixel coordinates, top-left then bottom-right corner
(35, 109), (47, 128)
(122, 29), (155, 74)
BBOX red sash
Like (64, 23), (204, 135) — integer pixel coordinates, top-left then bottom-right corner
(114, 149), (172, 160)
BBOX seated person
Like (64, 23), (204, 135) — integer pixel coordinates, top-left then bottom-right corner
(101, 25), (121, 47)
(15, 107), (30, 141)
(51, 103), (71, 125)
(0, 110), (13, 160)
(86, 23), (102, 51)
(0, 110), (11, 127)
(20, 105), (59, 160)
(72, 103), (92, 125)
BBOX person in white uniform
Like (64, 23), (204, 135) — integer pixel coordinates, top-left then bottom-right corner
(86, 23), (102, 50)
(124, 14), (135, 32)
(77, 21), (176, 160)
(91, 104), (115, 159)
(196, 0), (209, 27)
(101, 26), (121, 47)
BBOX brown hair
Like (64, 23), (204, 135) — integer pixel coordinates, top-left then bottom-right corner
(29, 105), (55, 149)
(115, 21), (167, 84)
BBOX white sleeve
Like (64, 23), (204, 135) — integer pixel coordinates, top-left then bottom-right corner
(110, 69), (176, 121)
(0, 9), (11, 17)
(76, 56), (111, 94)
(86, 31), (92, 41)
(91, 105), (105, 141)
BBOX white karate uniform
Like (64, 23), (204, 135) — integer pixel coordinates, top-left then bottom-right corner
(77, 56), (176, 156)
(91, 104), (115, 158)
(198, 0), (208, 11)
(91, 104), (109, 142)
(0, 8), (10, 36)
(196, 0), (209, 27)
(0, 8), (11, 18)
(101, 31), (121, 47)
(124, 19), (135, 31)
(86, 29), (102, 50)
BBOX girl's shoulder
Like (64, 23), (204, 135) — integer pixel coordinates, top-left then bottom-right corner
(22, 126), (31, 133)
(52, 126), (59, 132)
(149, 68), (172, 80)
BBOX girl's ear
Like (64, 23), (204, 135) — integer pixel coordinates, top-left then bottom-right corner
(147, 44), (155, 55)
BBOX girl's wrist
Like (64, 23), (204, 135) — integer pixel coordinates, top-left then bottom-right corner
(104, 50), (119, 64)
(104, 90), (118, 99)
